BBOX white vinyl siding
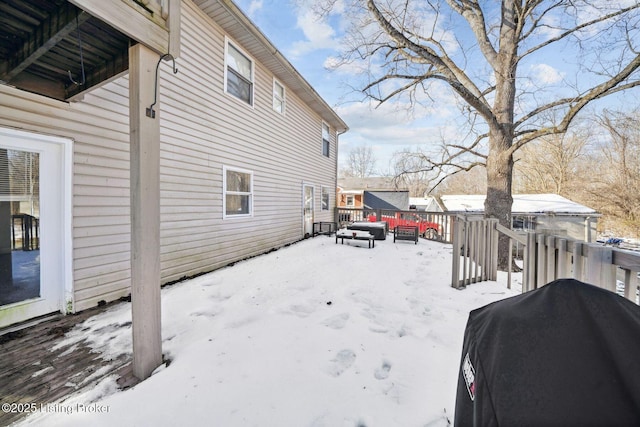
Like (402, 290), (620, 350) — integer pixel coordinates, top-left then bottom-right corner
(0, 81), (131, 311)
(0, 0), (339, 313)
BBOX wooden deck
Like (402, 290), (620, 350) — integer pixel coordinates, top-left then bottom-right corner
(0, 304), (137, 426)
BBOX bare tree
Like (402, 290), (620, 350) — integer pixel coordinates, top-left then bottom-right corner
(586, 110), (640, 236)
(438, 167), (488, 196)
(391, 148), (436, 196)
(341, 145), (377, 178)
(514, 127), (589, 196)
(321, 0), (640, 268)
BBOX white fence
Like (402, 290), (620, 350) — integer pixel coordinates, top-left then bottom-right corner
(451, 217), (498, 288)
(451, 217), (640, 304)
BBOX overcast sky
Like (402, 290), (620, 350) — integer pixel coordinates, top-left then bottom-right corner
(232, 0), (639, 175)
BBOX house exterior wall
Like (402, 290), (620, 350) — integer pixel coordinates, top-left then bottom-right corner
(0, 0), (340, 313)
(535, 216), (598, 243)
(337, 192), (363, 208)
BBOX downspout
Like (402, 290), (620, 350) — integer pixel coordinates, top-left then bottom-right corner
(335, 129), (347, 226)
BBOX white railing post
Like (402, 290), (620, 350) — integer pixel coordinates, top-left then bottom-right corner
(572, 242), (584, 281)
(524, 232), (536, 291)
(507, 234), (513, 289)
(490, 219), (499, 281)
(556, 238), (568, 278)
(586, 244), (615, 291)
(545, 235), (556, 283)
(536, 234), (546, 288)
(623, 268), (638, 303)
(451, 217), (463, 288)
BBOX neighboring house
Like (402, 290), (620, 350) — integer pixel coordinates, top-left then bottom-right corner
(337, 177), (409, 211)
(409, 196), (444, 212)
(440, 194), (600, 242)
(0, 0), (347, 328)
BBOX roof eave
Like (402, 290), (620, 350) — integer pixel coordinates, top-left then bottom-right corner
(196, 0), (348, 133)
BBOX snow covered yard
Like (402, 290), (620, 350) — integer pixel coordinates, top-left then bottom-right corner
(20, 236), (520, 427)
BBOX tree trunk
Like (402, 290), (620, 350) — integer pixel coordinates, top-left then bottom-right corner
(486, 0), (518, 271)
(485, 130), (514, 271)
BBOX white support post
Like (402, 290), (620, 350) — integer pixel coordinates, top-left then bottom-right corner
(129, 43), (162, 380)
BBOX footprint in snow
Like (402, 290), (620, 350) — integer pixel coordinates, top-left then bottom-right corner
(286, 303), (316, 318)
(322, 313), (350, 329)
(325, 349), (356, 377)
(374, 360), (392, 380)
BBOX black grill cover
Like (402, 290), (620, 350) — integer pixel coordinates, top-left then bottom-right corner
(454, 278), (640, 427)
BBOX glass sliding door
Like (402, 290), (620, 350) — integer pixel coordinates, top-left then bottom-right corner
(0, 127), (70, 328)
(0, 148), (40, 306)
(303, 184), (314, 237)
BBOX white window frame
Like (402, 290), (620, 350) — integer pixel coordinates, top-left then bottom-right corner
(346, 195), (355, 207)
(321, 186), (330, 211)
(273, 78), (286, 114)
(223, 165), (254, 219)
(322, 122), (330, 157)
(224, 37), (255, 106)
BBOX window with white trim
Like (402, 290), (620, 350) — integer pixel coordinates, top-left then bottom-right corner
(225, 40), (254, 105)
(346, 195), (354, 207)
(322, 122), (330, 157)
(321, 186), (330, 211)
(273, 79), (285, 114)
(223, 166), (253, 218)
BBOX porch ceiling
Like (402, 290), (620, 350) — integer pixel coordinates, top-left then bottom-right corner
(0, 0), (131, 101)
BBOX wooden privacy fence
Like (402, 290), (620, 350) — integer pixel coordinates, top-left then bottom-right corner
(451, 216), (640, 305)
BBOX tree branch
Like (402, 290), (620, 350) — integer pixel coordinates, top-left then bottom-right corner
(445, 0), (498, 68)
(366, 0), (497, 125)
(520, 3), (640, 59)
(509, 58), (640, 156)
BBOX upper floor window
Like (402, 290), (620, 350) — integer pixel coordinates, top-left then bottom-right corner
(273, 79), (285, 114)
(322, 122), (330, 157)
(223, 166), (253, 218)
(321, 186), (330, 211)
(225, 40), (254, 105)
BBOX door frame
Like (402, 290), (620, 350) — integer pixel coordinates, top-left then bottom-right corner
(0, 127), (73, 328)
(302, 183), (314, 238)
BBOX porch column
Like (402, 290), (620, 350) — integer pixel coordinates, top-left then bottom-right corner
(129, 43), (162, 380)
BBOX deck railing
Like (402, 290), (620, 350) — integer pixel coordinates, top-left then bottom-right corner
(451, 216), (640, 305)
(451, 216), (499, 288)
(335, 208), (456, 243)
(522, 232), (639, 303)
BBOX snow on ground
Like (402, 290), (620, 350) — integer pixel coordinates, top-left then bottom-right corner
(20, 236), (520, 427)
